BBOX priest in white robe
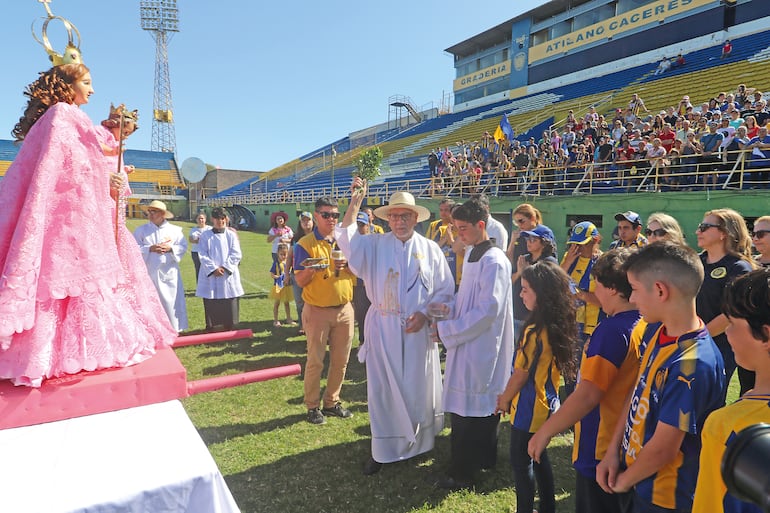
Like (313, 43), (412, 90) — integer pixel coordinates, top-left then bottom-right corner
(336, 179), (455, 476)
(134, 200), (188, 332)
(195, 208), (244, 331)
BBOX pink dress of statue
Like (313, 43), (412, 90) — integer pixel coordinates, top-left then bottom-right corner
(0, 102), (177, 387)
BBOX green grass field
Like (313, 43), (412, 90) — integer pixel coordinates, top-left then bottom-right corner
(127, 219), (740, 513)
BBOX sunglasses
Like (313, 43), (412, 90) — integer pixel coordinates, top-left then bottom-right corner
(317, 211), (340, 220)
(697, 222), (721, 232)
(751, 229), (770, 239)
(645, 228), (667, 237)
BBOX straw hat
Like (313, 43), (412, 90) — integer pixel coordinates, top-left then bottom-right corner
(270, 211), (288, 225)
(373, 191), (431, 223)
(140, 200), (174, 219)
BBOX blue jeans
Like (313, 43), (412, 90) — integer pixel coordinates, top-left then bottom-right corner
(291, 273), (304, 329)
(510, 426), (555, 513)
(191, 251), (201, 282)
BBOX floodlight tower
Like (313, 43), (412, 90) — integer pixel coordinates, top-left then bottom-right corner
(140, 0), (179, 153)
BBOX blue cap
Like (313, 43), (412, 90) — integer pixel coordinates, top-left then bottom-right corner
(614, 211), (641, 226)
(521, 225), (555, 242)
(300, 211), (312, 219)
(356, 212), (369, 224)
(568, 221), (600, 245)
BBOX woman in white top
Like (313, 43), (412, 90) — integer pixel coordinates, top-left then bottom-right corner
(267, 211), (293, 263)
(189, 212), (212, 282)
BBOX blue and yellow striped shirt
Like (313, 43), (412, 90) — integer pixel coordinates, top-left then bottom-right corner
(621, 324), (725, 510)
(510, 325), (561, 433)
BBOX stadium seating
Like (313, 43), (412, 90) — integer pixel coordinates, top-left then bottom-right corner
(0, 140), (18, 180)
(210, 51), (668, 199)
(0, 143), (183, 196)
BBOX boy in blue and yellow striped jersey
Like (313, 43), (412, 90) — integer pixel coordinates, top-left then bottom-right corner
(693, 269), (770, 513)
(597, 242), (725, 513)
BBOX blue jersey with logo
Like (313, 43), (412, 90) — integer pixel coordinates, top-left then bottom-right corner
(621, 324), (725, 510)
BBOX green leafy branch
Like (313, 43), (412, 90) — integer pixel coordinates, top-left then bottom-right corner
(353, 146), (383, 183)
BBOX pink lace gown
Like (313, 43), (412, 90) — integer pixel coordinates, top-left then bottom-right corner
(94, 125), (132, 235)
(0, 102), (177, 387)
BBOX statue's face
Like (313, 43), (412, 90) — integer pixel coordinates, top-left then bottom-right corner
(72, 72), (93, 106)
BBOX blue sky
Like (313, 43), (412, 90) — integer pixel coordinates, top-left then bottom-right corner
(2, 1), (543, 172)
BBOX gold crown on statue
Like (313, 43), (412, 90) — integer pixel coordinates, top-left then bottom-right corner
(109, 103), (139, 122)
(32, 2), (83, 66)
(102, 104), (140, 130)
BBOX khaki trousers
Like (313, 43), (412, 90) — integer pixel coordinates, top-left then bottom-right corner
(302, 302), (354, 410)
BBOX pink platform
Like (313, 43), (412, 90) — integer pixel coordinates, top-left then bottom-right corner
(0, 346), (188, 430)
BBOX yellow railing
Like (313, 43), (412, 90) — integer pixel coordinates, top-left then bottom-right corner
(204, 148), (768, 206)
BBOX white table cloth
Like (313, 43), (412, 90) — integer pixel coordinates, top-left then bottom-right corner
(0, 400), (240, 513)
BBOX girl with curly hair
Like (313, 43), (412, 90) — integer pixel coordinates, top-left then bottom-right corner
(12, 63), (90, 141)
(0, 63), (176, 386)
(497, 260), (578, 513)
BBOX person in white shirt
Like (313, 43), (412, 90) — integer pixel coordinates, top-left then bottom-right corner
(473, 193), (508, 251)
(134, 200), (188, 332)
(189, 212), (212, 282)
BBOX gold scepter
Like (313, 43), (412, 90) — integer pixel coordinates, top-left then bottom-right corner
(114, 111), (125, 244)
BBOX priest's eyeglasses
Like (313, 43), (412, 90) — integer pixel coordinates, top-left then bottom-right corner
(387, 213), (414, 222)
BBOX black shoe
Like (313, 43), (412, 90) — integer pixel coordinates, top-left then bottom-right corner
(322, 403), (353, 419)
(436, 475), (473, 490)
(306, 408), (326, 425)
(362, 457), (382, 475)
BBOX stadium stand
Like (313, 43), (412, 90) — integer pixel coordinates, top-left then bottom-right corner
(205, 27), (770, 206)
(0, 144), (184, 219)
(3, 3), (769, 212)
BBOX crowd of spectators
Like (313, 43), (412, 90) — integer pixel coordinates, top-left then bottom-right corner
(427, 82), (770, 196)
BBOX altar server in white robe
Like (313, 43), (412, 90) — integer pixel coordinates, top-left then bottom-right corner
(134, 200), (188, 332)
(337, 179), (455, 476)
(433, 196), (514, 489)
(195, 207), (244, 331)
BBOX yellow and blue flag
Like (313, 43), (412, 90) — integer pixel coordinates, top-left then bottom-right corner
(493, 113), (514, 142)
